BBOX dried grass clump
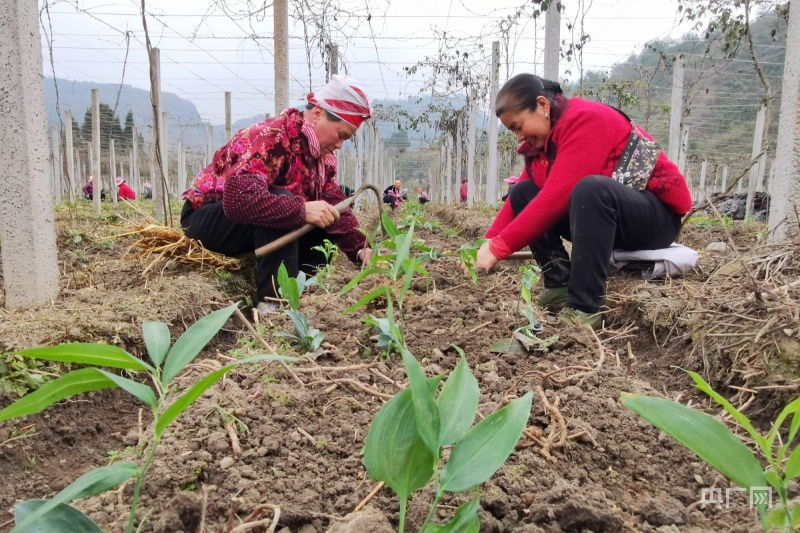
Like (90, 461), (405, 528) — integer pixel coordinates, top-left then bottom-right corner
(119, 224), (243, 275)
(678, 240), (800, 393)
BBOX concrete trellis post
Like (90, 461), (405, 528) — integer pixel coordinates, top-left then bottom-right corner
(150, 48), (166, 221)
(131, 126), (139, 194)
(91, 89), (101, 213)
(354, 126), (363, 211)
(455, 116), (463, 204)
(466, 90), (478, 206)
(745, 105), (766, 219)
(721, 165), (729, 192)
(543, 0), (561, 81)
(273, 0), (289, 113)
(225, 91), (232, 142)
(445, 136), (453, 204)
(0, 0), (60, 309)
(367, 123), (375, 187)
(768, 0), (800, 242)
(110, 138), (118, 203)
(50, 126), (62, 203)
(487, 41), (500, 205)
(64, 110), (75, 203)
(668, 58), (684, 163)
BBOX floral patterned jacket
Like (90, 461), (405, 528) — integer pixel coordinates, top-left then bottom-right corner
(181, 108), (366, 261)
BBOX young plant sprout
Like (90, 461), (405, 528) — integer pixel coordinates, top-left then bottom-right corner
(363, 302), (532, 532)
(274, 263), (324, 353)
(0, 303), (296, 533)
(623, 371), (800, 532)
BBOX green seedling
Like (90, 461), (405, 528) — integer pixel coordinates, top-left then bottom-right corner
(275, 263), (324, 352)
(311, 239), (339, 292)
(0, 303), (296, 533)
(364, 321), (532, 532)
(364, 298), (405, 359)
(65, 229), (84, 247)
(339, 213), (430, 312)
(458, 238), (487, 284)
(512, 264), (558, 352)
(622, 370), (800, 532)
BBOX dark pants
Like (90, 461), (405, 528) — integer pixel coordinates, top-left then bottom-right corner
(180, 192), (327, 304)
(509, 176), (681, 313)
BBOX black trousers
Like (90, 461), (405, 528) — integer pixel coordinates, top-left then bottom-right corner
(180, 193), (327, 304)
(509, 176), (681, 313)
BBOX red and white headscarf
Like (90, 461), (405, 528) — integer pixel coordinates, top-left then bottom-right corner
(307, 74), (372, 128)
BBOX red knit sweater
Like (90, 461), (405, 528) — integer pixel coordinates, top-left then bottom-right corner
(486, 98), (692, 260)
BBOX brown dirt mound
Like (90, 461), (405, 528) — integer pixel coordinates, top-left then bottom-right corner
(0, 202), (791, 533)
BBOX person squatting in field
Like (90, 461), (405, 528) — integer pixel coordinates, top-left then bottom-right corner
(461, 73), (692, 329)
(180, 75), (374, 315)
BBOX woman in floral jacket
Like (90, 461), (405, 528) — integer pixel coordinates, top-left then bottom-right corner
(181, 75), (373, 315)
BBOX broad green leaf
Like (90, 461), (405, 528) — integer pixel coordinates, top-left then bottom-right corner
(142, 321), (171, 369)
(768, 507), (789, 528)
(338, 267), (390, 295)
(161, 303), (238, 384)
(277, 263), (300, 310)
(11, 462), (137, 533)
(769, 398), (800, 450)
(437, 356), (479, 446)
(285, 310), (310, 338)
(686, 371), (768, 452)
(621, 392), (767, 491)
(788, 409), (800, 448)
(363, 386), (436, 502)
(344, 286), (390, 314)
(156, 353), (297, 437)
(18, 344), (153, 373)
(95, 370), (157, 408)
(381, 212), (400, 238)
(419, 498), (481, 533)
(15, 501), (102, 533)
(400, 347), (441, 456)
(791, 505), (800, 526)
(392, 222), (415, 281)
(397, 261), (417, 307)
(0, 369), (117, 422)
(441, 392), (532, 492)
(785, 446), (800, 482)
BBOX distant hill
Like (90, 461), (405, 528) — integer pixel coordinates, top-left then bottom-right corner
(43, 78), (212, 146)
(43, 77), (478, 150)
(574, 10), (788, 162)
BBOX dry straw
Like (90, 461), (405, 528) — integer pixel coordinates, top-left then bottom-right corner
(118, 224), (243, 275)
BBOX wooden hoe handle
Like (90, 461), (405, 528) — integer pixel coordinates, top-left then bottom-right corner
(254, 183), (384, 258)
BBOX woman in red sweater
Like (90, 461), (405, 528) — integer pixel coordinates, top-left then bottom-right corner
(470, 74), (692, 328)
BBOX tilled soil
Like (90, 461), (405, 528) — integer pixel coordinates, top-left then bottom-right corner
(0, 202), (773, 532)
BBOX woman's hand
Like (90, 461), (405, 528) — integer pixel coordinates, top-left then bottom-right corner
(305, 201), (340, 228)
(458, 240), (499, 276)
(475, 240), (499, 271)
(357, 248), (373, 265)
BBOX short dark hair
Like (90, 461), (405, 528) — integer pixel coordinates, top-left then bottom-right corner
(305, 103), (341, 122)
(495, 74), (563, 117)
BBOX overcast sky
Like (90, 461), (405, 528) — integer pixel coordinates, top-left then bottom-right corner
(40, 0), (699, 123)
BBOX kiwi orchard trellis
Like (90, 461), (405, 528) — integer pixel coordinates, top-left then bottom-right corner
(5, 1), (800, 310)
